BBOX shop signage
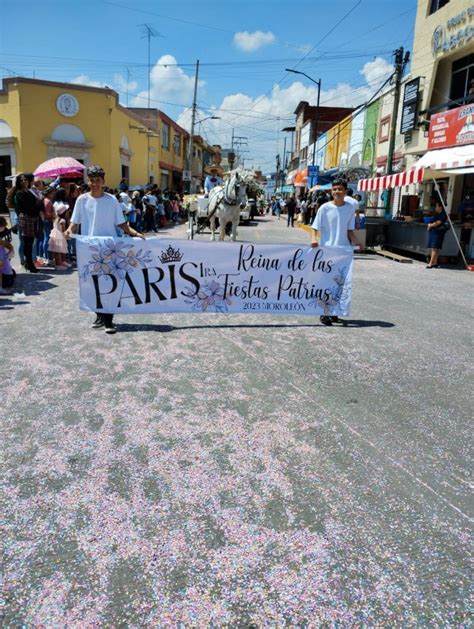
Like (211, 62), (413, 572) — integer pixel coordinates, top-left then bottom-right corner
(431, 5), (474, 56)
(76, 238), (353, 316)
(428, 104), (474, 150)
(400, 78), (420, 134)
(56, 93), (79, 117)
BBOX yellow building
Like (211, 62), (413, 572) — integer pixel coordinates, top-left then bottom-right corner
(128, 108), (189, 191)
(324, 113), (352, 170)
(0, 76), (168, 205)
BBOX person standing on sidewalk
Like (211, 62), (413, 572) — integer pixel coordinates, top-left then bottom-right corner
(64, 165), (145, 334)
(286, 194), (297, 227)
(310, 178), (361, 326)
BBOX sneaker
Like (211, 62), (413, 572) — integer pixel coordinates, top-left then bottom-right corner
(62, 261), (73, 268)
(55, 265), (69, 270)
(320, 315), (333, 326)
(34, 260), (47, 267)
(104, 322), (117, 334)
(91, 315), (105, 329)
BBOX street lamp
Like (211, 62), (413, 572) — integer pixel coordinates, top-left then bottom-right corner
(286, 68), (321, 188)
(196, 115), (221, 135)
(184, 115), (221, 193)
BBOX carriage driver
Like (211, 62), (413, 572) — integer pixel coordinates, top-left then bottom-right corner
(204, 165), (223, 197)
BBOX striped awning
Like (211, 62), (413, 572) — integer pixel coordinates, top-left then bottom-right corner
(358, 168), (424, 192)
(415, 145), (474, 173)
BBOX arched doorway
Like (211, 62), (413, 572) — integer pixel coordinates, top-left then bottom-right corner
(45, 123), (92, 164)
(0, 119), (16, 211)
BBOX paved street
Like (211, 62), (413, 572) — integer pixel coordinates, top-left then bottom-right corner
(2, 215), (472, 626)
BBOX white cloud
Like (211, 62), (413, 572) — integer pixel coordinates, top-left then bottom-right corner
(360, 57), (394, 88)
(71, 74), (105, 88)
(113, 73), (138, 95)
(131, 54), (205, 107)
(233, 30), (276, 52)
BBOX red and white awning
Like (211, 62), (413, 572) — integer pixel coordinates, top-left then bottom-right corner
(415, 145), (474, 173)
(358, 145), (474, 191)
(358, 168), (424, 192)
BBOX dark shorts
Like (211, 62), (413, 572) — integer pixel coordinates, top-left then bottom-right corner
(427, 230), (446, 249)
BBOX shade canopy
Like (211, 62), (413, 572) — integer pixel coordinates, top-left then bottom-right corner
(294, 168), (307, 187)
(357, 144), (474, 192)
(414, 144), (474, 175)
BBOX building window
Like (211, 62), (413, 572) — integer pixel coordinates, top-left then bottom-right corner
(173, 133), (181, 156)
(429, 0), (449, 15)
(379, 115), (391, 142)
(450, 54), (474, 106)
(162, 123), (170, 150)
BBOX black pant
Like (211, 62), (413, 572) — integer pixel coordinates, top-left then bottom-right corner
(96, 313), (114, 324)
(23, 235), (35, 266)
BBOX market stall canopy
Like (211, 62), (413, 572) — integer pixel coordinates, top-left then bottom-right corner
(34, 157), (85, 179)
(276, 185), (295, 193)
(414, 144), (474, 175)
(357, 144), (474, 191)
(309, 182), (332, 192)
(294, 168), (307, 187)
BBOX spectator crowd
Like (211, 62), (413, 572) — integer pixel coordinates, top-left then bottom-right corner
(0, 175), (187, 294)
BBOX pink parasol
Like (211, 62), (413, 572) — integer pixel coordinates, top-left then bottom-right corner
(33, 157), (85, 179)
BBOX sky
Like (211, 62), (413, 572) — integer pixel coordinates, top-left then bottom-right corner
(0, 0), (417, 173)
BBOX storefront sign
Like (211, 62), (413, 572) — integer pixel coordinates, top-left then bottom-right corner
(428, 104), (474, 149)
(75, 237), (353, 316)
(400, 78), (420, 134)
(431, 6), (474, 56)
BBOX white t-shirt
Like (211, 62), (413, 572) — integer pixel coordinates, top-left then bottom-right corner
(344, 195), (359, 211)
(144, 194), (157, 208)
(71, 192), (125, 237)
(312, 201), (355, 247)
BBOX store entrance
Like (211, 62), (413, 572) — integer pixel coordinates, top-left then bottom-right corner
(0, 154), (12, 212)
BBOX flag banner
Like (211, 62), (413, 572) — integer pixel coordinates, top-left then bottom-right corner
(75, 237), (353, 316)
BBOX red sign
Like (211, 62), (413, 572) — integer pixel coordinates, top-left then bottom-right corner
(428, 104), (474, 150)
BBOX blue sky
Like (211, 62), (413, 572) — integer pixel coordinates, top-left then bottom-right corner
(0, 0), (417, 171)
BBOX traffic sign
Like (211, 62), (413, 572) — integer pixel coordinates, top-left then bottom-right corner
(183, 170), (192, 182)
(307, 165), (319, 177)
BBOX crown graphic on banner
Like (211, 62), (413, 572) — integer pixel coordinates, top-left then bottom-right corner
(160, 245), (184, 264)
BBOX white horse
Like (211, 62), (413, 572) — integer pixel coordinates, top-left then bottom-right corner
(208, 170), (249, 241)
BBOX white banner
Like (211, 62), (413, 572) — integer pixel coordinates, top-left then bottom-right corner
(75, 237), (353, 316)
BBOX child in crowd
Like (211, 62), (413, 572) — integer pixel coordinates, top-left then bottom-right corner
(0, 216), (15, 294)
(171, 198), (180, 224)
(48, 202), (70, 269)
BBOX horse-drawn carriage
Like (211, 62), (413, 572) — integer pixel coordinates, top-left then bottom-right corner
(183, 169), (257, 241)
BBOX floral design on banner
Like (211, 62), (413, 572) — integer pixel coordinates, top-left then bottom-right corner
(310, 266), (351, 314)
(80, 239), (154, 280)
(183, 280), (232, 313)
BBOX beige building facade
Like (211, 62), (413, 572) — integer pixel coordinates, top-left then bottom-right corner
(404, 0), (474, 211)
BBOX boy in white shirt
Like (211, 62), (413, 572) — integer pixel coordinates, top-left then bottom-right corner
(310, 178), (361, 326)
(65, 165), (145, 334)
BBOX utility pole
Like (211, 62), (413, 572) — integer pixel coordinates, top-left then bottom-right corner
(185, 60), (199, 194)
(385, 46), (410, 213)
(139, 24), (161, 183)
(125, 67), (131, 106)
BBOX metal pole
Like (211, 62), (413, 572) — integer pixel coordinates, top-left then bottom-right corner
(431, 174), (469, 269)
(385, 47), (405, 214)
(185, 60), (199, 194)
